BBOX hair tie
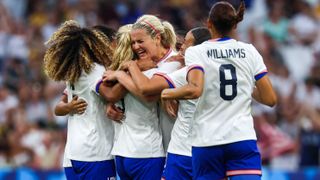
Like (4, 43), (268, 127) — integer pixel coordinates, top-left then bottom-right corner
(142, 20), (160, 34)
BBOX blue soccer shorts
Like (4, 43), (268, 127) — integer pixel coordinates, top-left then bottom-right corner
(71, 159), (116, 180)
(115, 156), (165, 180)
(162, 153), (192, 180)
(64, 167), (78, 180)
(192, 140), (262, 180)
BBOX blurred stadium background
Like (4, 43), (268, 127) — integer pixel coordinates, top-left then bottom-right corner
(0, 0), (319, 179)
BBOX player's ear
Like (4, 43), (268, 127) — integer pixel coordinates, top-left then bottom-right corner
(154, 33), (161, 46)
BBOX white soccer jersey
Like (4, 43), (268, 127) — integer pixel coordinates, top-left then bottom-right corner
(156, 67), (196, 157)
(111, 49), (180, 157)
(62, 154), (72, 167)
(111, 68), (164, 158)
(185, 38), (267, 147)
(156, 49), (181, 153)
(65, 63), (114, 161)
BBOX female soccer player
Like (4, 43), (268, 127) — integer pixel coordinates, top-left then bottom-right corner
(102, 14), (180, 180)
(110, 27), (211, 180)
(53, 24), (116, 180)
(44, 20), (116, 180)
(161, 1), (277, 180)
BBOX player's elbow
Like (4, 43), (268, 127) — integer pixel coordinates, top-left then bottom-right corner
(267, 95), (277, 107)
(139, 84), (154, 96)
(263, 94), (277, 107)
(54, 109), (63, 116)
(99, 91), (118, 103)
(105, 94), (121, 103)
(144, 95), (158, 102)
(187, 86), (202, 99)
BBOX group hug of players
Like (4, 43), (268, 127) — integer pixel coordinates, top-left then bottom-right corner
(43, 1), (277, 180)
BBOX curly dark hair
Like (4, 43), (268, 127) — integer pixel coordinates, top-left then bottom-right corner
(43, 20), (114, 84)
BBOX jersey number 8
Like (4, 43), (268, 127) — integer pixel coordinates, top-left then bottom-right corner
(219, 64), (237, 101)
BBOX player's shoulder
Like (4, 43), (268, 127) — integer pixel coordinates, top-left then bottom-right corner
(237, 41), (258, 51)
(236, 41), (261, 58)
(185, 43), (205, 55)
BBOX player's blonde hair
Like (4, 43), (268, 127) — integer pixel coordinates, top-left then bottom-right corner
(43, 20), (114, 84)
(132, 14), (176, 50)
(109, 24), (134, 70)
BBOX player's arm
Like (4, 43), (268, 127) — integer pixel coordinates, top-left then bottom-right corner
(104, 70), (159, 102)
(161, 68), (204, 100)
(98, 81), (127, 103)
(252, 75), (277, 107)
(54, 94), (87, 116)
(127, 61), (169, 96)
(115, 71), (160, 102)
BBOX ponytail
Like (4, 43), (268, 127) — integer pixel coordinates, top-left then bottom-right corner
(236, 1), (245, 23)
(161, 21), (176, 49)
(208, 1), (246, 36)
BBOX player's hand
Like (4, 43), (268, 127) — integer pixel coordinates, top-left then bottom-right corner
(162, 99), (178, 119)
(69, 96), (87, 115)
(119, 61), (134, 71)
(136, 59), (157, 71)
(103, 70), (118, 82)
(166, 54), (185, 66)
(106, 103), (124, 123)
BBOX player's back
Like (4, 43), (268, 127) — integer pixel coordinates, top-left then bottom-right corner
(186, 38), (267, 147)
(65, 63), (114, 161)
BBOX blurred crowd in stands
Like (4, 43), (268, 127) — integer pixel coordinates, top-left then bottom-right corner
(0, 0), (319, 172)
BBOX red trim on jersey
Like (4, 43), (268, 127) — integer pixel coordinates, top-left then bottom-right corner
(157, 49), (173, 64)
(226, 169), (262, 176)
(208, 38), (222, 42)
(154, 72), (175, 88)
(208, 37), (232, 42)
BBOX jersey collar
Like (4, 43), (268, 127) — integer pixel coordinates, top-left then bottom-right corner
(156, 48), (173, 64)
(209, 37), (232, 42)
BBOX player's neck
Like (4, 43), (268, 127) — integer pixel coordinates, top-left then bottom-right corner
(212, 33), (229, 39)
(153, 47), (170, 63)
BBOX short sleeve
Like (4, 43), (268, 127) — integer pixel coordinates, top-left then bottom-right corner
(89, 64), (105, 95)
(166, 67), (188, 88)
(154, 67), (188, 89)
(250, 45), (268, 81)
(185, 46), (204, 67)
(157, 61), (181, 74)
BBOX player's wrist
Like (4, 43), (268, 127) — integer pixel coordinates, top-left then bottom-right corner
(161, 89), (173, 100)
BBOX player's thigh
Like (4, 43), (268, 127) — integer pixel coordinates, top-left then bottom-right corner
(115, 156), (131, 180)
(192, 146), (226, 180)
(126, 157), (165, 180)
(71, 159), (116, 180)
(163, 153), (192, 180)
(64, 167), (79, 180)
(225, 140), (262, 177)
